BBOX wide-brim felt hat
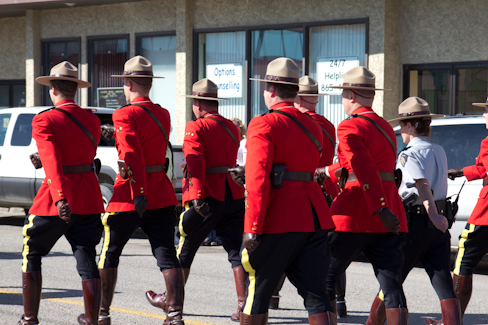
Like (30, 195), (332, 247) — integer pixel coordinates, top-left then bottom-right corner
(36, 61), (91, 88)
(388, 96), (444, 125)
(112, 55), (164, 78)
(297, 76), (326, 97)
(184, 78), (228, 101)
(250, 57), (300, 85)
(329, 66), (384, 91)
(472, 97), (488, 107)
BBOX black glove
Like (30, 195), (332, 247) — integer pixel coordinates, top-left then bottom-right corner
(30, 152), (42, 169)
(229, 166), (245, 187)
(134, 195), (148, 218)
(193, 199), (211, 217)
(314, 167), (328, 186)
(56, 199), (71, 224)
(243, 233), (260, 253)
(101, 124), (115, 141)
(448, 168), (464, 180)
(377, 208), (400, 234)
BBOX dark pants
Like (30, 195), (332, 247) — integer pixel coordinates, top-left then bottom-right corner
(22, 213), (102, 280)
(98, 206), (180, 271)
(177, 181), (244, 269)
(327, 231), (407, 309)
(454, 223), (488, 276)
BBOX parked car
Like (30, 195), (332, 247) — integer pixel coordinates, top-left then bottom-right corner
(394, 114), (488, 248)
(0, 106), (118, 212)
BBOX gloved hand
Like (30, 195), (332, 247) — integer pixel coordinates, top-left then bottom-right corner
(243, 233), (260, 253)
(314, 167), (328, 186)
(229, 166), (245, 187)
(377, 208), (400, 234)
(101, 124), (115, 141)
(56, 199), (71, 224)
(193, 199), (211, 217)
(134, 195), (148, 218)
(29, 152), (42, 169)
(448, 168), (464, 180)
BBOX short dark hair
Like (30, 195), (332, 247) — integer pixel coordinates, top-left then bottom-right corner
(266, 82), (298, 99)
(128, 77), (152, 92)
(50, 80), (77, 98)
(404, 117), (431, 136)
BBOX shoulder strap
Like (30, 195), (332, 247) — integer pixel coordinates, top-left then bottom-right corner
(132, 103), (169, 145)
(272, 110), (322, 153)
(54, 108), (97, 148)
(206, 116), (239, 148)
(352, 114), (397, 158)
(319, 125), (335, 150)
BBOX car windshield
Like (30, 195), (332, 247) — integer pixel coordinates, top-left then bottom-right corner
(396, 123), (488, 169)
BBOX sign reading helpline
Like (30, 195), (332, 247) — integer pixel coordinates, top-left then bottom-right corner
(206, 63), (243, 98)
(317, 56), (359, 95)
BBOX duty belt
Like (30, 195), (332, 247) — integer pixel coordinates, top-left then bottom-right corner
(205, 166), (232, 174)
(63, 164), (94, 174)
(347, 171), (395, 182)
(146, 164), (164, 173)
(283, 171), (314, 182)
(410, 201), (447, 216)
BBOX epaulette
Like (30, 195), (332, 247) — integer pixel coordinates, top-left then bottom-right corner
(37, 107), (55, 115)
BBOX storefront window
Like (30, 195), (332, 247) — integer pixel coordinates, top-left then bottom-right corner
(0, 81), (25, 108)
(409, 69), (450, 115)
(457, 67), (488, 114)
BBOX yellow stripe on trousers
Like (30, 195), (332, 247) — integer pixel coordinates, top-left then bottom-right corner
(21, 214), (36, 273)
(453, 223), (476, 275)
(98, 212), (115, 269)
(176, 202), (190, 259)
(241, 248), (256, 315)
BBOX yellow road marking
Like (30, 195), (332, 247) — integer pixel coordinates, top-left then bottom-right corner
(0, 289), (213, 325)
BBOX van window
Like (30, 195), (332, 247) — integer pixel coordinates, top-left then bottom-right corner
(11, 114), (35, 146)
(95, 112), (115, 147)
(0, 113), (11, 146)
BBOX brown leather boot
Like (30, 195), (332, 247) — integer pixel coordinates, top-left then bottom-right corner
(425, 298), (462, 325)
(308, 312), (337, 325)
(19, 271), (42, 325)
(98, 268), (117, 325)
(365, 295), (386, 325)
(385, 307), (408, 325)
(335, 272), (347, 317)
(78, 278), (102, 325)
(163, 268), (185, 325)
(269, 273), (286, 309)
(453, 274), (472, 316)
(146, 268), (190, 313)
(231, 266), (248, 321)
(239, 312), (268, 325)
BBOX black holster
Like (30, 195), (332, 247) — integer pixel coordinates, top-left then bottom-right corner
(270, 164), (286, 189)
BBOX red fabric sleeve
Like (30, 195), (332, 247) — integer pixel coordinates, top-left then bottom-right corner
(183, 120), (206, 201)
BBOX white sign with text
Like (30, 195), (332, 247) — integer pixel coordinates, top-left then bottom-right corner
(316, 56), (359, 95)
(206, 63), (243, 98)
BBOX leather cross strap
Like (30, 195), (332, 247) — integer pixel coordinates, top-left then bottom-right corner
(272, 110), (322, 153)
(352, 114), (397, 158)
(319, 125), (335, 150)
(205, 116), (239, 148)
(54, 108), (97, 148)
(132, 104), (169, 145)
(205, 166), (232, 174)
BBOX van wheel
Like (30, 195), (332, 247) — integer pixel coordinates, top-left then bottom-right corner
(100, 183), (114, 209)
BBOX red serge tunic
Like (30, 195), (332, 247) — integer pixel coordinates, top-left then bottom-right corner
(106, 97), (177, 212)
(29, 100), (104, 216)
(244, 102), (335, 235)
(182, 112), (244, 204)
(305, 111), (340, 198)
(329, 107), (408, 233)
(463, 138), (488, 225)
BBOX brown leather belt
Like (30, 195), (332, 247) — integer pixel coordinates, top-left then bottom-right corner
(283, 171), (314, 182)
(63, 164), (94, 174)
(205, 166), (232, 174)
(146, 164), (164, 173)
(347, 171), (395, 182)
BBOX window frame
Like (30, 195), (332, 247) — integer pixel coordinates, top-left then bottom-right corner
(135, 30), (177, 55)
(0, 80), (25, 108)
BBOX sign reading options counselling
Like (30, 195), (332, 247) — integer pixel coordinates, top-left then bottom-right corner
(317, 56), (359, 96)
(206, 63), (243, 98)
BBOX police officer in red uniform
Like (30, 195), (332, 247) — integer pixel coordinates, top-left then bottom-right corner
(97, 56), (184, 325)
(319, 67), (409, 323)
(20, 61), (105, 325)
(146, 78), (246, 321)
(241, 58), (336, 325)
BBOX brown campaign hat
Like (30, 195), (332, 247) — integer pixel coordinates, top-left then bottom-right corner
(472, 97), (488, 107)
(297, 76), (326, 97)
(250, 57), (300, 85)
(36, 61), (91, 88)
(112, 55), (163, 78)
(184, 78), (229, 101)
(388, 96), (444, 125)
(329, 66), (384, 91)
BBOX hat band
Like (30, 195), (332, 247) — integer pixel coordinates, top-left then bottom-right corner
(123, 71), (153, 76)
(51, 74), (78, 79)
(398, 111), (430, 118)
(192, 91), (217, 98)
(342, 82), (375, 88)
(265, 75), (298, 83)
(298, 90), (318, 94)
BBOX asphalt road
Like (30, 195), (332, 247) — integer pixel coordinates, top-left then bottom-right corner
(1, 209), (488, 325)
